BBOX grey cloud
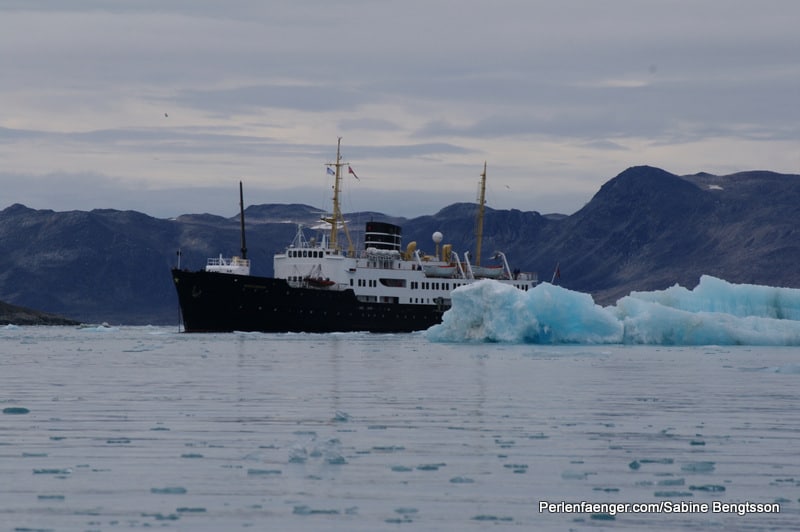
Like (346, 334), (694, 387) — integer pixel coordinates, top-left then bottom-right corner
(176, 84), (370, 114)
(348, 143), (473, 160)
(338, 118), (401, 132)
(2, 1), (800, 219)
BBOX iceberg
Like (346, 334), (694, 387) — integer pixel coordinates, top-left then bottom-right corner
(426, 276), (800, 345)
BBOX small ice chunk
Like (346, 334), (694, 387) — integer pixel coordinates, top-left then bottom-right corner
(247, 469), (282, 476)
(150, 487), (187, 494)
(681, 461), (716, 473)
(3, 407), (30, 414)
(33, 468), (72, 475)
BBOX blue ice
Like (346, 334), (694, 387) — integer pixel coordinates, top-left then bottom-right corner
(426, 276), (800, 345)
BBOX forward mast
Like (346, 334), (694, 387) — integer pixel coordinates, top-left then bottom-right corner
(323, 137), (355, 257)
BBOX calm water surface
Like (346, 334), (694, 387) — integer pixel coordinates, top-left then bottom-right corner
(1, 326), (799, 531)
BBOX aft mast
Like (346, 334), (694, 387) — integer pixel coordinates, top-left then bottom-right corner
(475, 161), (487, 266)
(323, 138), (355, 256)
(239, 181), (247, 260)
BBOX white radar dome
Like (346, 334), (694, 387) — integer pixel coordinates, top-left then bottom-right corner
(432, 231), (443, 244)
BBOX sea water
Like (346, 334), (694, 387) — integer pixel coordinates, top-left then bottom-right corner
(1, 325), (799, 531)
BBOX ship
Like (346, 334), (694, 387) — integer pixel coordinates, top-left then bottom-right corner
(171, 139), (537, 333)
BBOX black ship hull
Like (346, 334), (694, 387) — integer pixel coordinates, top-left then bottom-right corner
(171, 269), (447, 333)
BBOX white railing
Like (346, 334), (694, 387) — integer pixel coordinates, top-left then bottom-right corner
(205, 255), (251, 275)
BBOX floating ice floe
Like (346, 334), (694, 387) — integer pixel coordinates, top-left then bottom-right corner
(78, 322), (119, 332)
(426, 276), (800, 345)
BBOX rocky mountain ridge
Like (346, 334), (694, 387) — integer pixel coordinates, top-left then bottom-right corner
(0, 166), (797, 324)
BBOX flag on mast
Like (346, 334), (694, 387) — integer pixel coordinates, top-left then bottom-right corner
(348, 166), (359, 180)
(326, 167), (335, 176)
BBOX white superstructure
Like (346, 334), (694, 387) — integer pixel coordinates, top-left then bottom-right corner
(273, 224), (536, 308)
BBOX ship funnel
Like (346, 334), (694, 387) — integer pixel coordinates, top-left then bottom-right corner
(364, 221), (402, 251)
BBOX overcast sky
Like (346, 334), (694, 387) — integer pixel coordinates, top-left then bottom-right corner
(1, 1), (798, 218)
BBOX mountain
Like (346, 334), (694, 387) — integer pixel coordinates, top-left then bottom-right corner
(559, 167), (800, 303)
(0, 300), (80, 326)
(0, 166), (797, 323)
